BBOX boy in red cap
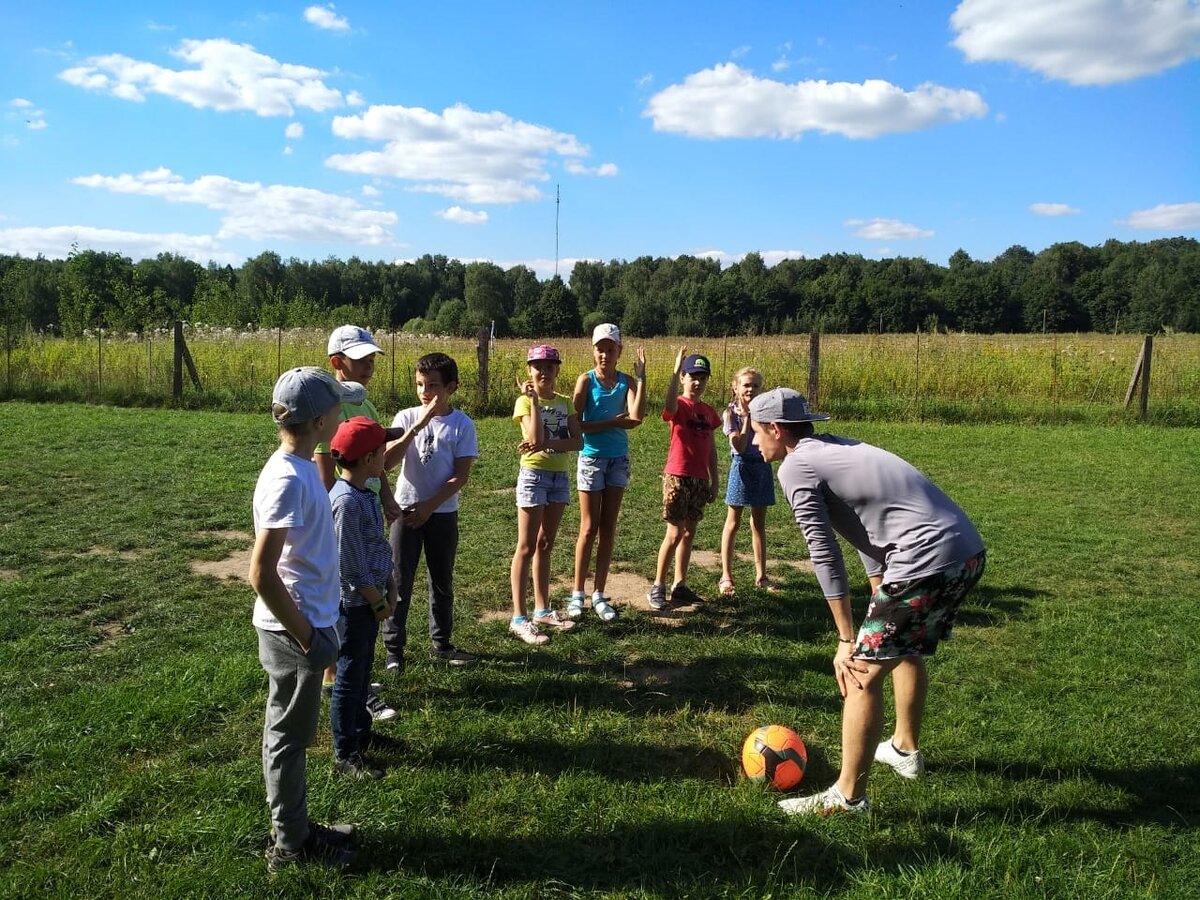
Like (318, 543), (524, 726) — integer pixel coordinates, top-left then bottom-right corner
(328, 417), (400, 779)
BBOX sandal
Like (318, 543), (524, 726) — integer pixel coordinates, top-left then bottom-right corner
(566, 593), (586, 619)
(592, 595), (619, 622)
(755, 577), (781, 594)
(718, 577), (736, 597)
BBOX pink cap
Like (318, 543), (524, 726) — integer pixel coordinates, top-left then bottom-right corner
(527, 344), (561, 362)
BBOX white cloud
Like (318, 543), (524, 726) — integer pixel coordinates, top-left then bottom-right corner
(346, 90), (365, 106)
(26, 118), (47, 131)
(305, 4), (351, 32)
(731, 45), (751, 59)
(59, 38), (345, 116)
(845, 217), (934, 239)
(73, 167), (396, 245)
(951, 0), (1200, 85)
(644, 64), (987, 139)
(436, 206), (488, 225)
(564, 160), (619, 177)
(635, 73), (654, 89)
(282, 146), (293, 156)
(285, 122), (304, 139)
(1121, 202), (1200, 230)
(9, 98), (34, 108)
(693, 249), (809, 267)
(0, 225), (229, 264)
(1029, 202), (1080, 216)
(326, 103), (592, 204)
(361, 184), (380, 197)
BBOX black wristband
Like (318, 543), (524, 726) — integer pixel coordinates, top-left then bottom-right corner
(837, 637), (855, 644)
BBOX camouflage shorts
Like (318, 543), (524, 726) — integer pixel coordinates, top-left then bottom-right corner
(662, 474), (710, 524)
(853, 551), (986, 660)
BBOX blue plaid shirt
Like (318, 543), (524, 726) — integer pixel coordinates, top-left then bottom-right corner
(329, 479), (394, 608)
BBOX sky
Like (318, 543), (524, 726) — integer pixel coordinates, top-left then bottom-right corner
(1, 0), (1198, 278)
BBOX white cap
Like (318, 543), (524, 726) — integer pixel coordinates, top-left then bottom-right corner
(327, 325), (384, 360)
(591, 323), (621, 345)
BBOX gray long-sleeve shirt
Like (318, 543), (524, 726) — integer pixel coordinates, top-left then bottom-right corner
(777, 434), (984, 599)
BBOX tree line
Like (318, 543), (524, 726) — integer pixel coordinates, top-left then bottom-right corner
(1, 237), (1197, 339)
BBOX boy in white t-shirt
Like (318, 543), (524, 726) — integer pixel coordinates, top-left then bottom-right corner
(250, 367), (363, 872)
(382, 352), (479, 668)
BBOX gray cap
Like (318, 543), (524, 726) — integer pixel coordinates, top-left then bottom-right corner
(272, 367), (364, 425)
(327, 325), (384, 359)
(749, 387), (830, 423)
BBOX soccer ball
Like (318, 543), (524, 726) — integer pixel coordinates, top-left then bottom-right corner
(742, 725), (807, 791)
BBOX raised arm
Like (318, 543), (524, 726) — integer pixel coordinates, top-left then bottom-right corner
(662, 345), (685, 418)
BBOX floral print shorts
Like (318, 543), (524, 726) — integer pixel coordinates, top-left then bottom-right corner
(853, 551), (986, 660)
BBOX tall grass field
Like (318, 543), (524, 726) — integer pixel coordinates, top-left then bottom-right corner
(4, 330), (1199, 425)
(0, 400), (1197, 898)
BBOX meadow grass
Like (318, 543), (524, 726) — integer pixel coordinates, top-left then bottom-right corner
(4, 331), (1199, 425)
(0, 401), (1198, 898)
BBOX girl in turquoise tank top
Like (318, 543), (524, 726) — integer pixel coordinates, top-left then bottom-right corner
(566, 324), (646, 622)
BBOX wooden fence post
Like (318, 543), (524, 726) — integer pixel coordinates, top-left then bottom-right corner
(476, 325), (491, 411)
(173, 321), (184, 402)
(914, 328), (922, 420)
(1123, 335), (1153, 419)
(97, 328), (103, 397)
(807, 332), (820, 409)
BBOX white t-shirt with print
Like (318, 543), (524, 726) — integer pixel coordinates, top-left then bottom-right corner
(251, 449), (341, 631)
(390, 407), (478, 514)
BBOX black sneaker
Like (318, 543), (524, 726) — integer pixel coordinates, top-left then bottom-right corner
(430, 645), (478, 666)
(266, 825), (355, 872)
(384, 653), (406, 676)
(333, 752), (383, 780)
(365, 693), (397, 722)
(670, 583), (703, 605)
(266, 819), (353, 851)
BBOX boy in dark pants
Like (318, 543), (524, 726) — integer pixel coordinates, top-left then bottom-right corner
(383, 353), (479, 669)
(329, 417), (399, 779)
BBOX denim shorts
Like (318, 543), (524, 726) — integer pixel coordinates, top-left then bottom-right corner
(577, 454), (631, 492)
(515, 467), (571, 507)
(853, 551), (986, 660)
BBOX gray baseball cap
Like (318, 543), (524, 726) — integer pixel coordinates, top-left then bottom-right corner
(749, 387), (830, 423)
(272, 367), (364, 425)
(327, 325), (384, 359)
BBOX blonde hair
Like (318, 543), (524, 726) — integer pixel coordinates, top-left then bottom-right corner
(730, 366), (763, 403)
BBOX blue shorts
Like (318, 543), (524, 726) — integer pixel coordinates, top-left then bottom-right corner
(577, 454), (631, 492)
(725, 455), (775, 508)
(515, 467), (571, 507)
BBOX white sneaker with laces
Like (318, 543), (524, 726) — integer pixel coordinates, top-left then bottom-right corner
(591, 593), (619, 622)
(509, 618), (550, 645)
(778, 784), (871, 816)
(874, 740), (925, 779)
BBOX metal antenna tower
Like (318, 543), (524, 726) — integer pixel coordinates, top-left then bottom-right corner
(554, 183), (560, 278)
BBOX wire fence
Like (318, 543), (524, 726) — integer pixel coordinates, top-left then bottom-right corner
(3, 326), (1199, 425)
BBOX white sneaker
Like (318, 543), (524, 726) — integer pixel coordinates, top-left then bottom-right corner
(533, 608), (577, 632)
(566, 593), (586, 619)
(874, 740), (925, 779)
(591, 593), (619, 622)
(778, 784), (871, 817)
(509, 618), (550, 646)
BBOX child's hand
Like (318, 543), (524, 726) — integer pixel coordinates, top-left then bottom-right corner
(708, 481), (719, 503)
(673, 345), (687, 375)
(403, 500), (434, 529)
(382, 494), (403, 525)
(634, 348), (646, 380)
(414, 399), (439, 429)
(515, 374), (535, 397)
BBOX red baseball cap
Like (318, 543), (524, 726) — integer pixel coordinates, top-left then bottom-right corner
(331, 416), (388, 461)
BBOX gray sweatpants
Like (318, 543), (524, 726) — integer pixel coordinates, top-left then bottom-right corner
(257, 625), (340, 850)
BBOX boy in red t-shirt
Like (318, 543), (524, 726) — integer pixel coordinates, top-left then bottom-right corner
(648, 347), (720, 610)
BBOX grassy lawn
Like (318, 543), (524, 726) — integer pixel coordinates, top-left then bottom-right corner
(0, 401), (1197, 898)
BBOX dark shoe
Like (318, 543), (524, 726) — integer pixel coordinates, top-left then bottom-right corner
(670, 583), (703, 605)
(308, 821), (354, 849)
(333, 752), (383, 780)
(430, 645), (478, 666)
(266, 825), (355, 872)
(365, 693), (397, 722)
(384, 653), (406, 676)
(362, 730), (405, 755)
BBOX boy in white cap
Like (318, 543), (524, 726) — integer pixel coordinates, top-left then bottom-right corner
(567, 323), (646, 621)
(749, 388), (985, 816)
(250, 367), (364, 871)
(314, 325), (401, 721)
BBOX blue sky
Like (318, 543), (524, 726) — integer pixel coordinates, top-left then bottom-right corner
(2, 1), (1198, 277)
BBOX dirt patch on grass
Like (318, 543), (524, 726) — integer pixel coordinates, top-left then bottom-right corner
(778, 558), (815, 574)
(92, 621), (129, 653)
(0, 569), (17, 581)
(198, 529), (253, 542)
(191, 547), (252, 582)
(84, 546), (148, 561)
